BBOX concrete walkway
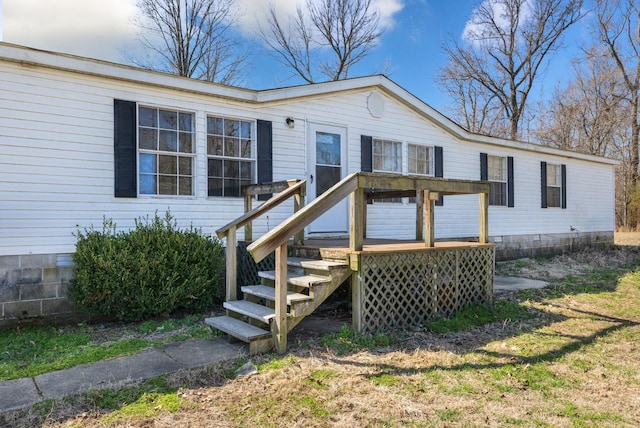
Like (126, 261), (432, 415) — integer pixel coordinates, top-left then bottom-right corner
(0, 339), (244, 413)
(0, 276), (548, 414)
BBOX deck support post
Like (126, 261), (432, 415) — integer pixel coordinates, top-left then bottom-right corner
(351, 270), (362, 333)
(293, 182), (305, 246)
(479, 192), (489, 244)
(243, 195), (252, 242)
(273, 244), (288, 354)
(424, 191), (435, 247)
(225, 226), (237, 301)
(350, 187), (365, 251)
(416, 190), (424, 241)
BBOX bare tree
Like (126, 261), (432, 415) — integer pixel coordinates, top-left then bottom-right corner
(595, 0), (640, 228)
(132, 0), (248, 85)
(438, 0), (584, 140)
(260, 0), (381, 83)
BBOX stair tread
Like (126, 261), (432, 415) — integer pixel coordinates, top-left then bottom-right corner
(258, 270), (330, 287)
(204, 315), (271, 342)
(224, 300), (275, 323)
(287, 257), (348, 270)
(242, 285), (312, 303)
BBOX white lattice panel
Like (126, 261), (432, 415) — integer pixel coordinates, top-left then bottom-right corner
(358, 247), (494, 333)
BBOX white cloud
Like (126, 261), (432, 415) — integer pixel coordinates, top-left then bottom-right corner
(235, 0), (403, 38)
(3, 0), (138, 62)
(462, 0), (534, 44)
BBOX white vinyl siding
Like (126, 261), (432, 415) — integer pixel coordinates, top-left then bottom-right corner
(0, 46), (616, 257)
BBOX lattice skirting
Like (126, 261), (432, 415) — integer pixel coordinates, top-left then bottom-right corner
(356, 246), (494, 333)
(236, 241), (275, 288)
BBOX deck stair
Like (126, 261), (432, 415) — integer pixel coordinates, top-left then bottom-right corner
(205, 255), (350, 354)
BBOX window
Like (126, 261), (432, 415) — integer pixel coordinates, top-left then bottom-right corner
(488, 155), (507, 206)
(138, 106), (194, 196)
(546, 163), (562, 208)
(207, 116), (254, 197)
(408, 144), (433, 175)
(541, 161), (566, 209)
(481, 153), (514, 207)
(373, 139), (402, 173)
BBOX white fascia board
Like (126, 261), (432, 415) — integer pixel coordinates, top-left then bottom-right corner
(0, 42), (257, 102)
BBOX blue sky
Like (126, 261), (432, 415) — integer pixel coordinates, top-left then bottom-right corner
(1, 0), (588, 112)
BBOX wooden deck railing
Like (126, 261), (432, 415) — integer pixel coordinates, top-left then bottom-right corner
(215, 179), (306, 301)
(243, 172), (490, 353)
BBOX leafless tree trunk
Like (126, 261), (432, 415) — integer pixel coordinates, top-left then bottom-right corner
(596, 0), (640, 229)
(438, 0), (583, 140)
(260, 0), (381, 83)
(132, 0), (248, 85)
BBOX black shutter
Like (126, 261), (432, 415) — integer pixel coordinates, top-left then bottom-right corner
(507, 156), (514, 208)
(435, 146), (443, 206)
(256, 120), (273, 201)
(361, 135), (373, 172)
(541, 161), (547, 209)
(480, 152), (488, 181)
(114, 99), (137, 198)
(561, 164), (567, 209)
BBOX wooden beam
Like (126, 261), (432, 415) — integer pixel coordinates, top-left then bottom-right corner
(242, 180), (298, 196)
(351, 271), (362, 333)
(350, 187), (365, 251)
(358, 172), (490, 195)
(479, 192), (489, 244)
(273, 244), (288, 354)
(225, 226), (237, 301)
(244, 194), (252, 242)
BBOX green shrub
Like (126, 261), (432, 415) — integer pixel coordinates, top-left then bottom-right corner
(70, 212), (224, 321)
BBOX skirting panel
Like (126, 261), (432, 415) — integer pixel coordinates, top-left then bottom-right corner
(356, 246), (494, 333)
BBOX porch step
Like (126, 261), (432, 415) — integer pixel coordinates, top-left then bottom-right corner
(242, 285), (313, 304)
(204, 315), (270, 342)
(224, 300), (275, 323)
(287, 257), (349, 271)
(258, 270), (330, 288)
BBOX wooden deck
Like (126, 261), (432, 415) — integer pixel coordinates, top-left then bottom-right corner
(294, 238), (493, 260)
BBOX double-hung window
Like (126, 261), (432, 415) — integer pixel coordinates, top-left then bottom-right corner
(373, 139), (402, 173)
(207, 116), (255, 197)
(488, 155), (507, 206)
(408, 144), (433, 176)
(138, 106), (194, 196)
(546, 163), (562, 208)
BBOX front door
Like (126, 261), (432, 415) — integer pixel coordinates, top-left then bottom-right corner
(307, 123), (348, 234)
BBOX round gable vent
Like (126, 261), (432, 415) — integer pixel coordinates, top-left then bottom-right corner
(367, 91), (385, 118)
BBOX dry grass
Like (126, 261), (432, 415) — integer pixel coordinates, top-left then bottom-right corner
(4, 234), (640, 427)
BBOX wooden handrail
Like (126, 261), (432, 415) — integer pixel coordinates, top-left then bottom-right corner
(248, 173), (359, 262)
(215, 180), (306, 239)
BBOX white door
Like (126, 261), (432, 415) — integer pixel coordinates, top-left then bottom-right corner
(307, 123), (348, 234)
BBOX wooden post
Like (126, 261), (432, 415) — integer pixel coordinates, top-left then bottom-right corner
(293, 184), (305, 246)
(351, 270), (362, 333)
(350, 187), (365, 251)
(425, 191), (435, 248)
(244, 195), (252, 242)
(479, 192), (489, 244)
(225, 226), (237, 302)
(273, 244), (288, 354)
(416, 190), (425, 241)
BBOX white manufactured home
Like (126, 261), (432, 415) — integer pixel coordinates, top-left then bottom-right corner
(0, 43), (616, 327)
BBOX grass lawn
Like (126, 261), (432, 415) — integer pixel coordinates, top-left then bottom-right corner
(2, 243), (640, 427)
